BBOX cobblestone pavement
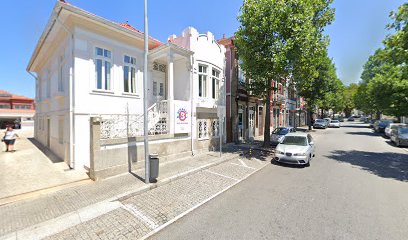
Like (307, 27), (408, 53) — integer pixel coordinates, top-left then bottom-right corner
(0, 151), (237, 237)
(42, 153), (270, 240)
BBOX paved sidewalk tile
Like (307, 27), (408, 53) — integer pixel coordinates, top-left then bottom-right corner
(44, 156), (270, 240)
(0, 152), (236, 237)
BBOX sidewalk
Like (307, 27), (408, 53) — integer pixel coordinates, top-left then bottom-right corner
(0, 143), (271, 239)
(0, 127), (89, 201)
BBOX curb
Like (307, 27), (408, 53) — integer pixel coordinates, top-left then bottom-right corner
(140, 157), (269, 240)
(0, 153), (240, 240)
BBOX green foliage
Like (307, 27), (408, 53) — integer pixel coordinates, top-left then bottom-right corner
(357, 3), (408, 118)
(235, 0), (335, 142)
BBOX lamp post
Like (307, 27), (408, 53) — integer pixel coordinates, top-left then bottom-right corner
(143, 0), (150, 184)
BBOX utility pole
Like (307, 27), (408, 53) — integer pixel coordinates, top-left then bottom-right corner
(143, 0), (150, 184)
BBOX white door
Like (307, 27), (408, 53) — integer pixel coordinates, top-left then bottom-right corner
(249, 109), (254, 139)
(153, 78), (165, 102)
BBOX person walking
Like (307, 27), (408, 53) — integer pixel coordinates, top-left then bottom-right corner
(2, 125), (19, 152)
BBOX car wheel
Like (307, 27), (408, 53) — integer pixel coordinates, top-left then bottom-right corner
(305, 156), (311, 167)
(395, 140), (400, 147)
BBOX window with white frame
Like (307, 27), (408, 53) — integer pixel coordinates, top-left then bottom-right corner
(95, 47), (112, 90)
(212, 119), (219, 137)
(58, 54), (64, 92)
(198, 65), (207, 97)
(238, 60), (245, 86)
(198, 119), (208, 139)
(212, 69), (220, 99)
(124, 55), (137, 94)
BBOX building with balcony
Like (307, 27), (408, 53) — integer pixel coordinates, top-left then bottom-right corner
(27, 0), (225, 178)
(0, 90), (35, 129)
(218, 36), (264, 143)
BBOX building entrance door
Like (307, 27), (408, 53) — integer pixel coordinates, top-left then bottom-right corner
(238, 109), (243, 141)
(249, 108), (254, 139)
(46, 118), (50, 148)
(258, 106), (263, 136)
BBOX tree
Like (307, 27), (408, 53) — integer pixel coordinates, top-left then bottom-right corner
(343, 83), (358, 117)
(357, 3), (408, 119)
(235, 0), (334, 145)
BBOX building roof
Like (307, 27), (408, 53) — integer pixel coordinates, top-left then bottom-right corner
(28, 0), (163, 71)
(0, 90), (34, 101)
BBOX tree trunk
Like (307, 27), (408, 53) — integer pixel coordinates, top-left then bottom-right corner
(263, 79), (272, 147)
(308, 109), (313, 130)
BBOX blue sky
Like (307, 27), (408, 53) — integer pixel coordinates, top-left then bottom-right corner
(0, 0), (405, 98)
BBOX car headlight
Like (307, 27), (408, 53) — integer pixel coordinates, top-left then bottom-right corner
(294, 152), (307, 156)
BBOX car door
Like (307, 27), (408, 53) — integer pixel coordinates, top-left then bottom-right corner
(307, 134), (315, 157)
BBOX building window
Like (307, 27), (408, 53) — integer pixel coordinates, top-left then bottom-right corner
(212, 69), (220, 99)
(159, 83), (164, 97)
(153, 82), (157, 96)
(95, 47), (112, 90)
(58, 55), (64, 92)
(14, 105), (31, 110)
(198, 65), (207, 97)
(238, 60), (245, 86)
(46, 77), (51, 98)
(124, 55), (137, 94)
(212, 119), (219, 137)
(0, 104), (9, 109)
(198, 119), (208, 139)
(58, 117), (64, 144)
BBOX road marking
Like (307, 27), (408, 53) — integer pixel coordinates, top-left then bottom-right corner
(237, 158), (250, 168)
(230, 162), (256, 170)
(205, 170), (239, 181)
(121, 203), (159, 229)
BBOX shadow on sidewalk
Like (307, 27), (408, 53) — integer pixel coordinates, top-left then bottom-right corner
(27, 138), (63, 164)
(326, 150), (408, 182)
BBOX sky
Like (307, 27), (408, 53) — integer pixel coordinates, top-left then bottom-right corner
(0, 0), (405, 98)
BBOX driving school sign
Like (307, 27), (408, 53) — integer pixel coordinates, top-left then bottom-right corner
(175, 101), (191, 133)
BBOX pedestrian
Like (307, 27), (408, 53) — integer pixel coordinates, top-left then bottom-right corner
(2, 125), (19, 152)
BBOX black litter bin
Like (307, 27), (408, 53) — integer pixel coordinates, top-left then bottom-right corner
(149, 153), (159, 182)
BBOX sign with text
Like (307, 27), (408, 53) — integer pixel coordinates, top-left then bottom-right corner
(174, 101), (191, 133)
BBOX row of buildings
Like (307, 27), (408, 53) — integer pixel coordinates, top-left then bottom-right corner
(27, 0), (307, 179)
(0, 90), (35, 129)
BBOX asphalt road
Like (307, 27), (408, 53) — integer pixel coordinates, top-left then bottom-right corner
(149, 122), (408, 240)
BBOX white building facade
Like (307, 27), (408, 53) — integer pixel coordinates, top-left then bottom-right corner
(27, 1), (225, 176)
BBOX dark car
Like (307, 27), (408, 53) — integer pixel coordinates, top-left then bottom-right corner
(374, 120), (393, 133)
(270, 127), (296, 146)
(390, 126), (408, 147)
(313, 119), (328, 129)
(347, 117), (355, 121)
(369, 119), (377, 128)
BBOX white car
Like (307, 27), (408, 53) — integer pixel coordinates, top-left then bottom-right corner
(328, 120), (340, 128)
(385, 123), (407, 138)
(274, 132), (315, 167)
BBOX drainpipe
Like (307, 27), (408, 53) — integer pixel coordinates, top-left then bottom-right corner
(190, 55), (195, 156)
(56, 14), (76, 169)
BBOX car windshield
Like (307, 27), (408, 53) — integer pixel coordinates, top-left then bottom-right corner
(399, 128), (408, 134)
(331, 120), (339, 123)
(282, 136), (307, 146)
(272, 128), (289, 135)
(315, 119), (325, 123)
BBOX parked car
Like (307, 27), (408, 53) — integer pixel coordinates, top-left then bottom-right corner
(328, 120), (341, 128)
(385, 123), (407, 138)
(374, 120), (393, 133)
(270, 127), (296, 146)
(313, 119), (328, 129)
(369, 119), (377, 128)
(274, 132), (315, 167)
(347, 117), (355, 121)
(323, 118), (331, 126)
(339, 117), (345, 122)
(390, 126), (408, 147)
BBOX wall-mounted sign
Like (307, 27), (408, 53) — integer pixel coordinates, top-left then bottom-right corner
(174, 101), (191, 133)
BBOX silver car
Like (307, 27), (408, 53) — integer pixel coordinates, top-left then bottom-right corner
(385, 123), (407, 138)
(390, 126), (408, 147)
(270, 127), (296, 146)
(274, 132), (315, 167)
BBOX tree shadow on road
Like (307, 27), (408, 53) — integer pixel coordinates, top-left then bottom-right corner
(341, 125), (370, 129)
(345, 131), (382, 137)
(326, 150), (408, 182)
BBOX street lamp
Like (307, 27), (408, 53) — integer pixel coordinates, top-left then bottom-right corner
(143, 0), (150, 184)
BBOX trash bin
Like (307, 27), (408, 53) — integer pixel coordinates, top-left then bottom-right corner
(149, 153), (159, 183)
